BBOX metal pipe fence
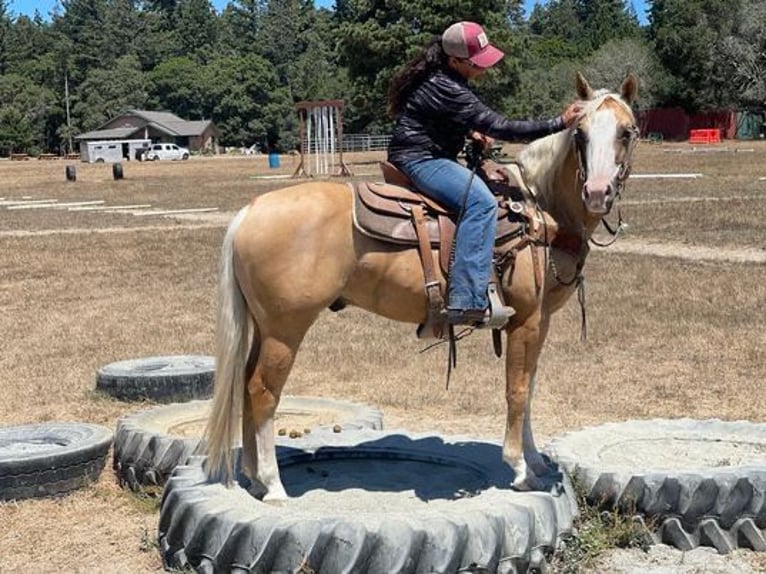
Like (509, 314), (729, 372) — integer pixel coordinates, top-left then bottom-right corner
(302, 133), (391, 153)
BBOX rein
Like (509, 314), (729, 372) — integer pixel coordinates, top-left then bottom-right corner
(551, 118), (639, 340)
(426, 146), (555, 382)
(549, 237), (589, 341)
(591, 207), (625, 247)
(444, 156), (482, 390)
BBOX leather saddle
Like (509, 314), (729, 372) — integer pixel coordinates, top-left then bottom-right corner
(353, 161), (556, 276)
(351, 160), (557, 339)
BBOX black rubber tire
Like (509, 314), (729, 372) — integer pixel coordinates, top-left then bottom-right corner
(181, 153), (189, 160)
(112, 162), (123, 180)
(96, 355), (214, 403)
(113, 396), (384, 490)
(545, 418), (766, 553)
(159, 429), (579, 573)
(0, 422), (113, 501)
(65, 164), (76, 182)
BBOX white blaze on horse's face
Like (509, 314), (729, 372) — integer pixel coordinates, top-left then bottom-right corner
(576, 98), (635, 215)
(582, 108), (619, 213)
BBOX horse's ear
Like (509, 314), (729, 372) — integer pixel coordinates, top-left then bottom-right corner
(620, 74), (638, 104)
(575, 72), (594, 100)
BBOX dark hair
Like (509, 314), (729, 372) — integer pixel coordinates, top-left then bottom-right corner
(387, 36), (448, 117)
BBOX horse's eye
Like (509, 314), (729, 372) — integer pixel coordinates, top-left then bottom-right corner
(621, 126), (637, 142)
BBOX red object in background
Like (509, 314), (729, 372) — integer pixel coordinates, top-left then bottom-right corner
(688, 128), (721, 144)
(689, 110), (736, 139)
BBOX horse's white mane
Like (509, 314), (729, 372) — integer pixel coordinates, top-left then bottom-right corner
(517, 89), (632, 202)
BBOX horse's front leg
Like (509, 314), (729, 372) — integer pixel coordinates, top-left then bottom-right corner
(522, 373), (550, 476)
(503, 309), (549, 490)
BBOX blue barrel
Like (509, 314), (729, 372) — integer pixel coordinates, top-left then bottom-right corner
(268, 152), (280, 168)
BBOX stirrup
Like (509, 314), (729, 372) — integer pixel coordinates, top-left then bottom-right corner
(416, 309), (447, 340)
(416, 283), (513, 337)
(485, 282), (515, 329)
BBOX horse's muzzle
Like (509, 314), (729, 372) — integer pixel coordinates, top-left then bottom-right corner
(582, 177), (615, 215)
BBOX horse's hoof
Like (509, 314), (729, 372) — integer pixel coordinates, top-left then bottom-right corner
(511, 477), (533, 492)
(262, 484), (289, 502)
(245, 480), (267, 500)
(510, 463), (533, 491)
(512, 470), (549, 492)
(525, 451), (550, 476)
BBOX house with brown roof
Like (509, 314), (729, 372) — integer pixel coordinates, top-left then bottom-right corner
(75, 110), (220, 154)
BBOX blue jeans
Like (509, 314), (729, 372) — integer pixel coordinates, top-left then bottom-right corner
(397, 158), (496, 311)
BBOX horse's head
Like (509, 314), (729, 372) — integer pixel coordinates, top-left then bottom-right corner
(572, 73), (639, 215)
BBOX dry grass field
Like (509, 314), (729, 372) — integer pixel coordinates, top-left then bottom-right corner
(1, 142), (766, 573)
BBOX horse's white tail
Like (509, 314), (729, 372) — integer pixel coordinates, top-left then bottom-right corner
(202, 206), (251, 484)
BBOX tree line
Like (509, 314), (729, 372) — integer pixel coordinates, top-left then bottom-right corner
(0, 0), (763, 155)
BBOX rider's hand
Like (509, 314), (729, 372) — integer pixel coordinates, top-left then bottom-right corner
(479, 160), (510, 183)
(562, 101), (585, 128)
(469, 130), (495, 152)
(488, 165), (510, 183)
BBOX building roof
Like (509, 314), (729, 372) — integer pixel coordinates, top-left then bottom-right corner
(123, 110), (216, 137)
(76, 110), (217, 140)
(74, 127), (141, 140)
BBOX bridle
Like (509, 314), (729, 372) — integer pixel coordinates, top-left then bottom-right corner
(573, 119), (640, 202)
(572, 113), (640, 247)
(552, 104), (640, 339)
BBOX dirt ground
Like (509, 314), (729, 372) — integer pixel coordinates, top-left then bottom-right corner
(1, 142), (765, 572)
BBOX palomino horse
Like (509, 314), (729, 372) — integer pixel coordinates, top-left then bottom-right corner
(203, 73), (639, 499)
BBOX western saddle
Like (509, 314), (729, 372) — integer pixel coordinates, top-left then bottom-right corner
(352, 159), (557, 339)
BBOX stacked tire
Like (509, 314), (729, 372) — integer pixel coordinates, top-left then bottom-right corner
(545, 418), (766, 553)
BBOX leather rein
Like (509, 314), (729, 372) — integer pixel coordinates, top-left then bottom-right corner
(550, 122), (640, 340)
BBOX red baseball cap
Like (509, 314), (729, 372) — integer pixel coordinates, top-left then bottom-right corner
(442, 21), (504, 69)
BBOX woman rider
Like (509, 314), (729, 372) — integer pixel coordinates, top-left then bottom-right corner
(387, 21), (582, 326)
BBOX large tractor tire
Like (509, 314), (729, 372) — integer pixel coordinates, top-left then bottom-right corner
(0, 422), (113, 501)
(113, 396), (384, 490)
(159, 429), (578, 573)
(546, 418), (766, 553)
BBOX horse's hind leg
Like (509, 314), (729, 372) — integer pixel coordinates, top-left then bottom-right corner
(240, 325), (261, 493)
(242, 317), (315, 501)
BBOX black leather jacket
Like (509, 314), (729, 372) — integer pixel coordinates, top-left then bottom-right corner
(388, 68), (565, 167)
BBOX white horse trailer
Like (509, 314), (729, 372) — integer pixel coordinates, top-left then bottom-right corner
(81, 139), (151, 163)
